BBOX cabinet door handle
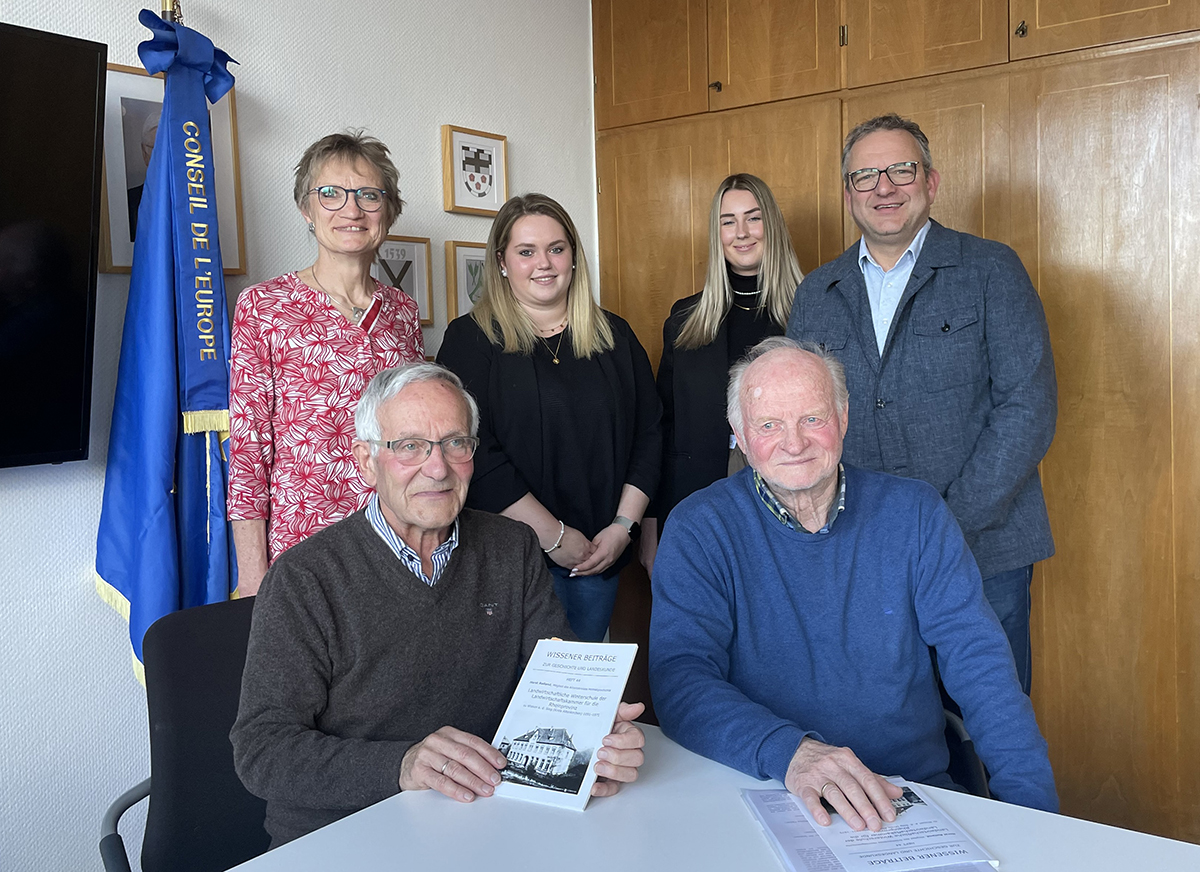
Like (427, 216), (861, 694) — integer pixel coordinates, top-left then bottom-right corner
(1014, 20), (1028, 37)
(708, 81), (722, 92)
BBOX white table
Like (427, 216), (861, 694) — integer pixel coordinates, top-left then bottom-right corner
(233, 725), (1200, 871)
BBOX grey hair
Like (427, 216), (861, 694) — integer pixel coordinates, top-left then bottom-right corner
(726, 336), (849, 434)
(354, 363), (480, 452)
(841, 114), (934, 182)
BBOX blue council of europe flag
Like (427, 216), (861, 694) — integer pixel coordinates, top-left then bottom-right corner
(95, 10), (239, 679)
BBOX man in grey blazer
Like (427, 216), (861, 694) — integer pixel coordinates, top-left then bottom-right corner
(786, 114), (1056, 694)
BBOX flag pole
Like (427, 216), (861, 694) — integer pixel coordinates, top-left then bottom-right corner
(161, 1), (182, 24)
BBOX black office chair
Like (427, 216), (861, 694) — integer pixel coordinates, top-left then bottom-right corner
(943, 708), (990, 798)
(100, 597), (270, 872)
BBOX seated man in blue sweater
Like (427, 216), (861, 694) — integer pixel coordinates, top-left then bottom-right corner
(649, 336), (1057, 833)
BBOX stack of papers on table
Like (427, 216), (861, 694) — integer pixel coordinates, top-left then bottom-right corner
(743, 779), (997, 872)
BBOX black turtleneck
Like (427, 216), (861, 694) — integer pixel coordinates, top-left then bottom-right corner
(725, 263), (782, 369)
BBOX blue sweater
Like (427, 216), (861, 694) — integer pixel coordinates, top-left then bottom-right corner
(650, 466), (1058, 812)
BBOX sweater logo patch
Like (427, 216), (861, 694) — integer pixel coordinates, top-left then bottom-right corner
(479, 601), (497, 616)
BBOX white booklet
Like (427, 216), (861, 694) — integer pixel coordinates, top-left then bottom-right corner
(490, 639), (637, 811)
(744, 780), (997, 872)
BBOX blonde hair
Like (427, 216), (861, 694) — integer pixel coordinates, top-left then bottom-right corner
(471, 193), (614, 358)
(675, 174), (803, 350)
(293, 129), (403, 227)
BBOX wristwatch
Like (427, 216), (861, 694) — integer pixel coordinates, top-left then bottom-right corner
(613, 515), (641, 540)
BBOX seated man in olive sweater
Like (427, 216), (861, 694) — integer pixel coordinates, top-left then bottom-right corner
(649, 337), (1056, 833)
(231, 363), (645, 846)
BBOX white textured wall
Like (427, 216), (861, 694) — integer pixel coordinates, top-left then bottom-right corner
(0, 2), (596, 869)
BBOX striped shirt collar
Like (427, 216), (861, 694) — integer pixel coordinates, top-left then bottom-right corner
(365, 493), (460, 586)
(753, 465), (846, 534)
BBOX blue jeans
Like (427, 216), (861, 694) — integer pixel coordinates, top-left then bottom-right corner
(547, 563), (621, 643)
(981, 564), (1034, 695)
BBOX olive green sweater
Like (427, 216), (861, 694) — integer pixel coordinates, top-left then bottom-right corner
(231, 508), (570, 845)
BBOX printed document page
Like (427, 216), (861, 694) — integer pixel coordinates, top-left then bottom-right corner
(744, 785), (997, 872)
(743, 788), (844, 872)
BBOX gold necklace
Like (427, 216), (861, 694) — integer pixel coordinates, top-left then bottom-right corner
(310, 265), (367, 324)
(732, 289), (761, 312)
(539, 329), (566, 364)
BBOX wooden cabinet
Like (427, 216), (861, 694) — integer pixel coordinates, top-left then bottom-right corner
(843, 0), (1009, 87)
(595, 118), (718, 361)
(1010, 0), (1200, 60)
(595, 0), (842, 128)
(1007, 44), (1200, 841)
(595, 0), (1020, 128)
(593, 0), (710, 129)
(707, 0), (841, 110)
(595, 98), (844, 364)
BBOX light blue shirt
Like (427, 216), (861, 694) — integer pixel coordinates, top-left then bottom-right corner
(857, 219), (932, 356)
(365, 493), (459, 586)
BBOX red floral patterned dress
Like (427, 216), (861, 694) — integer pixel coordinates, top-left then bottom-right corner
(228, 273), (424, 560)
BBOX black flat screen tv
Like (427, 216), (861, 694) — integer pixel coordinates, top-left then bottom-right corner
(0, 23), (106, 468)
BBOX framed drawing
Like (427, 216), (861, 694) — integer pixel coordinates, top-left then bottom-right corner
(441, 125), (508, 217)
(445, 241), (489, 320)
(373, 235), (433, 325)
(99, 63), (246, 274)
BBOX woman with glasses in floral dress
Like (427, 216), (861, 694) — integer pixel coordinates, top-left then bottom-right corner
(228, 131), (424, 595)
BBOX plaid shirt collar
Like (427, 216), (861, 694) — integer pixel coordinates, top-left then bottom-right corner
(365, 493), (459, 585)
(753, 464), (845, 534)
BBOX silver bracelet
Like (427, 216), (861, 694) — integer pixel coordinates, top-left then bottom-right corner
(543, 520), (565, 554)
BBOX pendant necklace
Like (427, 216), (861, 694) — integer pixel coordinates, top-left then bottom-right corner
(537, 318), (568, 364)
(539, 330), (566, 364)
(310, 265), (366, 324)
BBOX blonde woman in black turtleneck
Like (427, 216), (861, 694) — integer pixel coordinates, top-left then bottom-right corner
(641, 174), (803, 573)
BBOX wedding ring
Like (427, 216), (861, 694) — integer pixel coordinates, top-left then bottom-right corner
(441, 761), (451, 775)
(820, 781), (838, 798)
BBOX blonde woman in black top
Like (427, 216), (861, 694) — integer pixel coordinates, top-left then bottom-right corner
(438, 193), (661, 641)
(641, 174), (803, 573)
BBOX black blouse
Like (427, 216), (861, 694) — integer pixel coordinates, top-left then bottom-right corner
(652, 263), (785, 522)
(437, 312), (662, 542)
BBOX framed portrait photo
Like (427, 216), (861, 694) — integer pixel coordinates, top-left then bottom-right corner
(441, 125), (508, 217)
(445, 240), (489, 320)
(100, 63), (246, 274)
(373, 235), (433, 326)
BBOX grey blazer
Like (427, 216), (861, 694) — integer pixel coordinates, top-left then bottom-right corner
(787, 221), (1056, 577)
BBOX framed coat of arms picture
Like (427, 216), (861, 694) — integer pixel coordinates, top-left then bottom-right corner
(441, 124), (508, 217)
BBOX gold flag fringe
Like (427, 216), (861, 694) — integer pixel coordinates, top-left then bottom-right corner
(94, 572), (147, 687)
(183, 409), (230, 434)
